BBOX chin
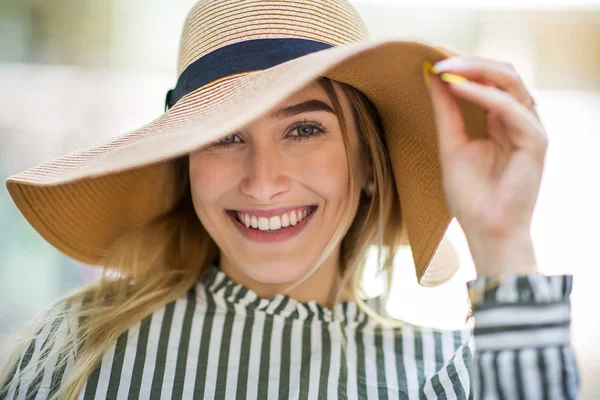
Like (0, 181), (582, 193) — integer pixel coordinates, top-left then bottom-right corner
(237, 257), (312, 285)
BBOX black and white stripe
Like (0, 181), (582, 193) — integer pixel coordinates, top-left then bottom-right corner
(1, 267), (579, 399)
(468, 273), (579, 399)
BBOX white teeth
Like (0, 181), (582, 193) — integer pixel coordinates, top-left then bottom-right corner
(269, 216), (281, 230)
(258, 217), (269, 231)
(236, 207), (314, 231)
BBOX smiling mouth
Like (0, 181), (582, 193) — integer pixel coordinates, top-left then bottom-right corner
(227, 205), (317, 233)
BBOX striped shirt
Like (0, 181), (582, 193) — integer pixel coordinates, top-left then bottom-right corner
(2, 265), (580, 399)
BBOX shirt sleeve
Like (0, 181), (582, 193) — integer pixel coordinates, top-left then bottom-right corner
(466, 273), (580, 399)
(0, 299), (77, 400)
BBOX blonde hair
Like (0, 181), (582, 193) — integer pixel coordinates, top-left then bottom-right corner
(0, 76), (408, 399)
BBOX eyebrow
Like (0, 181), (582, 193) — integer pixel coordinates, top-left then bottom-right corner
(269, 99), (336, 120)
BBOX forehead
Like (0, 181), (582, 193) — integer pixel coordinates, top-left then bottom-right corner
(287, 81), (329, 101)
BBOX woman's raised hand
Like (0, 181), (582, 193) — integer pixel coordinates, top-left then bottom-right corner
(425, 47), (546, 277)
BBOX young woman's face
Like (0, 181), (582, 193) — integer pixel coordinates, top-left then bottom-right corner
(188, 81), (369, 285)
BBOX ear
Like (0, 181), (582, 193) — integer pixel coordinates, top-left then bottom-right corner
(361, 164), (375, 197)
(361, 161), (374, 190)
(355, 150), (371, 191)
(364, 179), (375, 197)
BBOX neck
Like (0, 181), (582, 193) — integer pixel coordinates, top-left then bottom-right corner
(218, 250), (349, 309)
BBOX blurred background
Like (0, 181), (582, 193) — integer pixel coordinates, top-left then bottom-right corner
(0, 0), (598, 397)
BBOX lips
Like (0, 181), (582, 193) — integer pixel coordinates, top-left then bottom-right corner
(233, 206), (315, 232)
(226, 205), (317, 242)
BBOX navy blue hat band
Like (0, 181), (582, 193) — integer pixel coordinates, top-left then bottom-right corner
(165, 38), (334, 111)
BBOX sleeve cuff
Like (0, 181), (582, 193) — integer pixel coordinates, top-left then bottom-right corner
(467, 273), (573, 307)
(467, 274), (573, 351)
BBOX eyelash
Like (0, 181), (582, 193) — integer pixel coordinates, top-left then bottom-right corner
(209, 118), (327, 149)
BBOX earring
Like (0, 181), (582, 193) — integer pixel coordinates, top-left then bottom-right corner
(365, 180), (375, 197)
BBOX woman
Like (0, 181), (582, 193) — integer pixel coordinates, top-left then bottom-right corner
(0, 0), (579, 399)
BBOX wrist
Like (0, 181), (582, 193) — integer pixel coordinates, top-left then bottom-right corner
(466, 230), (539, 278)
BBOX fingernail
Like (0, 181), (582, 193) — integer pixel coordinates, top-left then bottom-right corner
(423, 60), (434, 88)
(433, 57), (468, 73)
(439, 72), (468, 84)
(423, 61), (439, 87)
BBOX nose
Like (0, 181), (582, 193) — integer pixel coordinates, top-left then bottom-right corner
(240, 145), (290, 203)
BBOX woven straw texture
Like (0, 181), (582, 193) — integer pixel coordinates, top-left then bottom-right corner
(5, 0), (487, 286)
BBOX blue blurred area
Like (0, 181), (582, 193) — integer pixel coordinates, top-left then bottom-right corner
(0, 182), (96, 335)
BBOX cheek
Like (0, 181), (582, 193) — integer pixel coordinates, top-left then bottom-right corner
(188, 153), (239, 206)
(296, 141), (350, 200)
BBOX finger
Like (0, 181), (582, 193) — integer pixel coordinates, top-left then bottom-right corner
(444, 78), (547, 158)
(426, 66), (469, 161)
(433, 56), (540, 120)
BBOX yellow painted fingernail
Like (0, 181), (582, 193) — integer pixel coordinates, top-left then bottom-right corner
(439, 72), (468, 84)
(423, 61), (441, 88)
(423, 61), (433, 88)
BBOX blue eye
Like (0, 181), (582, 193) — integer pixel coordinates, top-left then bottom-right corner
(218, 134), (241, 145)
(208, 134), (242, 149)
(287, 118), (327, 141)
(208, 118), (327, 150)
(289, 125), (318, 137)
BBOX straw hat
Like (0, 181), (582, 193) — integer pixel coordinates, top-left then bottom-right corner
(5, 0), (486, 286)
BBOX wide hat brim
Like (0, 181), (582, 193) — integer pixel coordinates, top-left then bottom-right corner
(5, 39), (486, 286)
